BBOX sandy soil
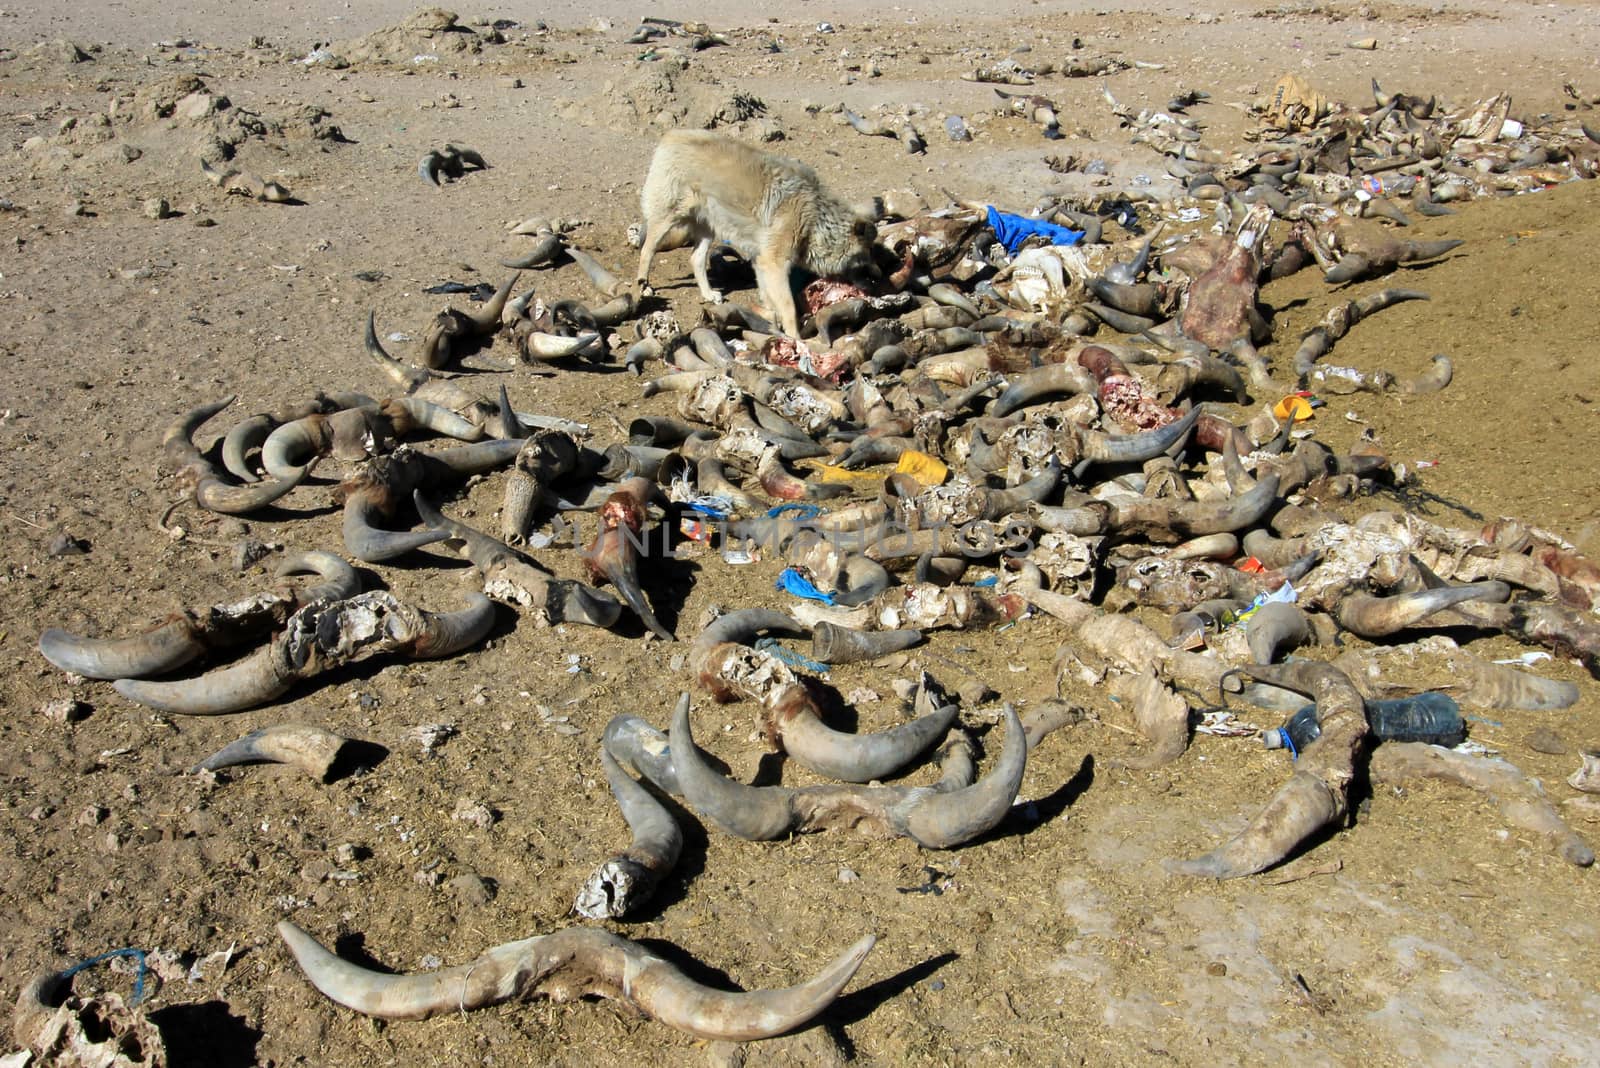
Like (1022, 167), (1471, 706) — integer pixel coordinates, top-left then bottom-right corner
(3, 1), (1600, 1065)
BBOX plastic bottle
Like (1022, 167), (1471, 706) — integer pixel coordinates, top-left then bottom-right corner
(944, 115), (971, 142)
(1262, 692), (1465, 755)
(1359, 174), (1417, 197)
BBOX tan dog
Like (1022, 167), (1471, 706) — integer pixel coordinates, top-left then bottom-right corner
(635, 130), (882, 338)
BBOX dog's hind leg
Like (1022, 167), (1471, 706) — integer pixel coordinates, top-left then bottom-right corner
(634, 221), (670, 297)
(635, 219), (699, 297)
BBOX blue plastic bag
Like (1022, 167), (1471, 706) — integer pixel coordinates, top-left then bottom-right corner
(986, 205), (1085, 255)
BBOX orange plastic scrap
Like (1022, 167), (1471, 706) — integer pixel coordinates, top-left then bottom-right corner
(1273, 393), (1317, 423)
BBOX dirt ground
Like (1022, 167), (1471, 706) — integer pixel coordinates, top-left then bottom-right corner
(4, 1), (1600, 1065)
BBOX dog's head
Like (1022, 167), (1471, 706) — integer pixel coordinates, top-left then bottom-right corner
(811, 196), (889, 286)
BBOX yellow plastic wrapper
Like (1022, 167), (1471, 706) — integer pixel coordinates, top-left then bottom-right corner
(1272, 395), (1316, 423)
(811, 462), (886, 484)
(895, 449), (949, 485)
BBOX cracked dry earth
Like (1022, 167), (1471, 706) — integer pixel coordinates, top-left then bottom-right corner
(3, 1), (1600, 1065)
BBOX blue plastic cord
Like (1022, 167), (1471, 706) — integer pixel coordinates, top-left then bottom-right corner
(754, 636), (830, 675)
(767, 502), (822, 520)
(60, 948), (149, 1006)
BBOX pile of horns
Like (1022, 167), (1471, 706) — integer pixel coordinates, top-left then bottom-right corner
(32, 79), (1600, 1046)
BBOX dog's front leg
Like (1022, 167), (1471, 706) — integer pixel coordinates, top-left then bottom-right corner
(755, 252), (801, 338)
(689, 238), (724, 304)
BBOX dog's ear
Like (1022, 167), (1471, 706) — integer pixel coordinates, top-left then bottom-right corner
(852, 217), (878, 242)
(854, 196), (886, 223)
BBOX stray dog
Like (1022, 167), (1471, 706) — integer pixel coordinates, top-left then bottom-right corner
(635, 130), (883, 338)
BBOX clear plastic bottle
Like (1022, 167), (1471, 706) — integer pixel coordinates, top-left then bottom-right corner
(1359, 174), (1418, 197)
(944, 115), (972, 142)
(1262, 692), (1465, 755)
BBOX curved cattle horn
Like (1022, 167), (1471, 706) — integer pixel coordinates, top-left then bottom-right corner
(1398, 352), (1452, 395)
(692, 609), (806, 681)
(583, 480), (675, 641)
(405, 592), (497, 658)
(602, 712), (682, 795)
(1104, 225), (1159, 285)
(166, 398), (313, 514)
(39, 551), (359, 681)
(671, 693), (798, 840)
(566, 248), (626, 300)
(422, 437), (524, 477)
(1110, 473), (1281, 538)
(984, 459), (1061, 518)
(1323, 253), (1374, 284)
(776, 690), (958, 783)
(343, 492), (450, 563)
(1449, 652), (1579, 712)
(519, 329), (604, 361)
(834, 435), (910, 470)
(1086, 277), (1162, 317)
(261, 415), (335, 482)
(642, 369), (716, 398)
(277, 550), (361, 603)
(1403, 238), (1464, 262)
(830, 556), (891, 608)
(464, 273), (519, 333)
(222, 413), (273, 482)
(1158, 354), (1248, 403)
(165, 395), (235, 454)
(574, 748), (685, 919)
(900, 704), (1027, 848)
(1169, 766), (1341, 879)
(210, 460), (317, 514)
(278, 919), (874, 1041)
(1084, 302), (1156, 334)
(1335, 581), (1507, 638)
(590, 531), (675, 642)
(493, 384), (527, 440)
(1079, 405), (1200, 463)
(1243, 601), (1314, 664)
(599, 444), (675, 480)
(630, 416), (700, 447)
(926, 282), (981, 318)
(992, 362), (1098, 417)
(191, 723), (350, 781)
(412, 490), (622, 630)
(365, 311), (428, 392)
(39, 616), (205, 681)
(114, 643), (292, 716)
(388, 398), (483, 442)
(1168, 662), (1363, 879)
(561, 583), (627, 630)
(502, 230), (563, 270)
(1372, 742), (1593, 868)
(114, 593), (493, 716)
(812, 622), (922, 664)
(1242, 529), (1308, 570)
